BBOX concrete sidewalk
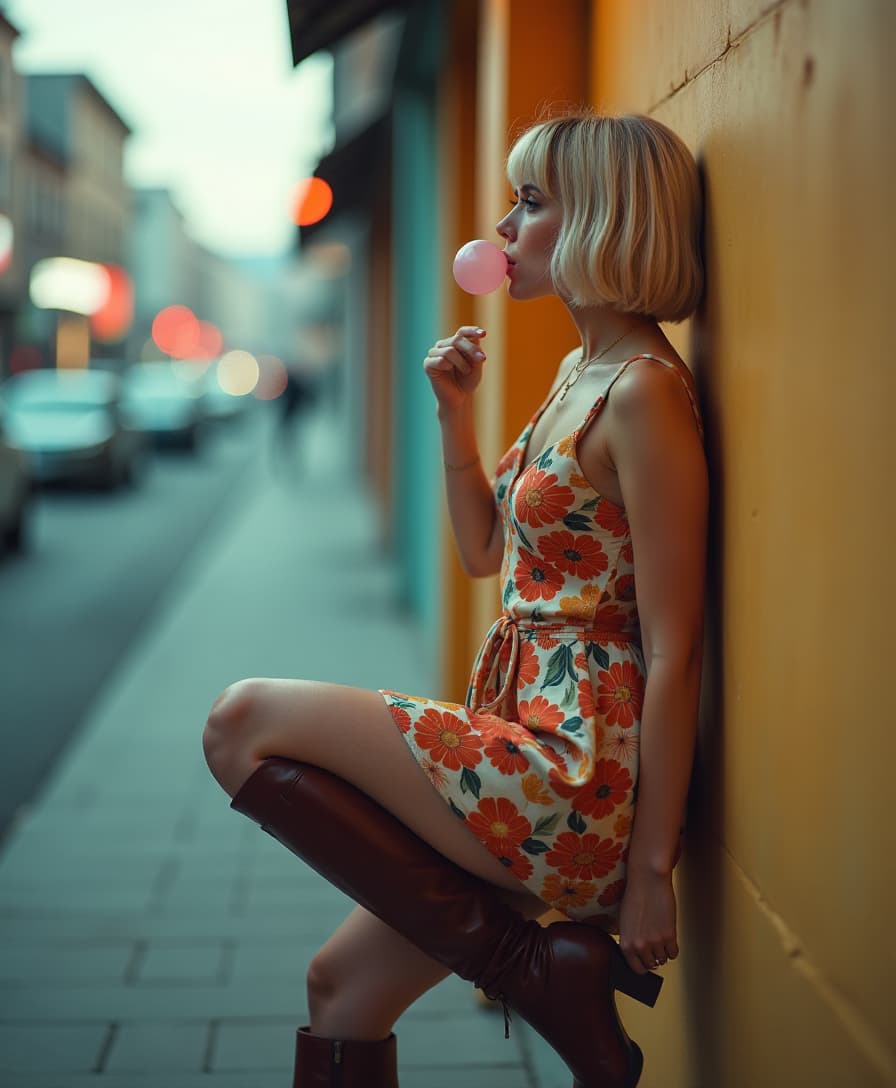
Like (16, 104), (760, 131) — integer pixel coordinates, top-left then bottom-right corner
(0, 410), (568, 1087)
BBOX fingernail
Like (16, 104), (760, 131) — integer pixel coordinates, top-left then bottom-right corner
(475, 328), (485, 336)
(474, 351), (485, 360)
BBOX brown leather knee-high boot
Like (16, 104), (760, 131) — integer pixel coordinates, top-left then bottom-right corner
(230, 758), (662, 1088)
(292, 1025), (398, 1087)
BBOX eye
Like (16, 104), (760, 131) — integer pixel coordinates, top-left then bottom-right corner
(508, 196), (539, 211)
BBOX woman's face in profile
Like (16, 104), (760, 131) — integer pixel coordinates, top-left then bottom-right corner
(496, 182), (562, 301)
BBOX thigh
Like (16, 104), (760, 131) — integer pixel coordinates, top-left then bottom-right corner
(218, 678), (546, 902)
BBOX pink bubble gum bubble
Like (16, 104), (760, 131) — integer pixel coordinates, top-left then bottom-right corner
(452, 239), (508, 295)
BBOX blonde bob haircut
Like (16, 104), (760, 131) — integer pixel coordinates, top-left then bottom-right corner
(506, 111), (703, 322)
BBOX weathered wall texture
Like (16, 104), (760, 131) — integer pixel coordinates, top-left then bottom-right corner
(591, 1), (895, 1084)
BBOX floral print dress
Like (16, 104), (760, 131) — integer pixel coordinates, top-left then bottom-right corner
(380, 354), (704, 931)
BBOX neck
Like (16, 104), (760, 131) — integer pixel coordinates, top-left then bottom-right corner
(566, 306), (659, 363)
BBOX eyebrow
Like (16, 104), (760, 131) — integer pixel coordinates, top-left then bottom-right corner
(513, 183), (543, 195)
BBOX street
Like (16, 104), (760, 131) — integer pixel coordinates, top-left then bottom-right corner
(0, 405), (275, 840)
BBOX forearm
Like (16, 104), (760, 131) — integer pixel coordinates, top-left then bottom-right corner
(626, 650), (703, 876)
(438, 404), (501, 577)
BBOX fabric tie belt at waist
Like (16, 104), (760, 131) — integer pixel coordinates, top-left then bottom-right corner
(469, 614), (638, 715)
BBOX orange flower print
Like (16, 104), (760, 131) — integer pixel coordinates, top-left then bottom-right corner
(572, 759), (633, 820)
(516, 640), (539, 688)
(496, 848), (534, 883)
(518, 695), (564, 733)
(541, 874), (596, 911)
(467, 797), (532, 854)
(578, 676), (595, 719)
(387, 704), (411, 734)
(568, 471), (592, 490)
(540, 531), (608, 580)
(536, 633), (559, 649)
(419, 757), (448, 791)
(559, 583), (602, 622)
(413, 708), (483, 771)
(604, 729), (639, 763)
(594, 501), (629, 537)
(483, 732), (530, 776)
(540, 743), (566, 769)
(545, 832), (624, 880)
(514, 550), (564, 601)
(471, 711), (514, 735)
(615, 574), (636, 601)
(598, 879), (626, 907)
(556, 434), (578, 457)
(613, 811), (634, 838)
(514, 468), (575, 528)
(620, 542), (634, 564)
(521, 773), (554, 804)
(592, 603), (630, 633)
(494, 444), (518, 479)
(596, 661), (644, 728)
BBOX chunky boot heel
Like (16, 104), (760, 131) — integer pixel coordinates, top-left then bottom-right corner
(609, 943), (664, 1008)
(232, 759), (651, 1088)
(293, 1026), (398, 1087)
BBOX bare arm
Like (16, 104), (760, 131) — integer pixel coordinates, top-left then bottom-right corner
(582, 359), (708, 974)
(438, 400), (504, 577)
(424, 326), (502, 577)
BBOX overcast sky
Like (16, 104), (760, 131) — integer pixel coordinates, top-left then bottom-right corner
(4, 0), (333, 258)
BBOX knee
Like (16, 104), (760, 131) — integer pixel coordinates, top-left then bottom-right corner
(202, 678), (265, 771)
(306, 947), (342, 1020)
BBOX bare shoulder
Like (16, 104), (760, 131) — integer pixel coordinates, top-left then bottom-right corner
(606, 354), (700, 435)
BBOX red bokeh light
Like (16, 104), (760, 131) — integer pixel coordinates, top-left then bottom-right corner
(291, 178), (333, 227)
(195, 321), (223, 359)
(152, 305), (200, 358)
(90, 264), (134, 342)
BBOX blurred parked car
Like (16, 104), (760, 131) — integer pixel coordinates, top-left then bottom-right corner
(0, 398), (32, 551)
(120, 362), (205, 450)
(2, 369), (145, 489)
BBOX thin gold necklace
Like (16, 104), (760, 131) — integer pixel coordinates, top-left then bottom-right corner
(557, 325), (636, 403)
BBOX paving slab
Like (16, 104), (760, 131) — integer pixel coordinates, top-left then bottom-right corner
(0, 418), (557, 1085)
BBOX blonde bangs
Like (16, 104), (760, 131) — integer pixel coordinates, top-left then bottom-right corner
(505, 123), (556, 198)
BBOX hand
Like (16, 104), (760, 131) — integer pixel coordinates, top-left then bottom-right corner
(617, 869), (679, 975)
(423, 326), (487, 415)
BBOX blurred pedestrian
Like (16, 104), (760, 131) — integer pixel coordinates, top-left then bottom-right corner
(272, 356), (316, 472)
(203, 109), (708, 1087)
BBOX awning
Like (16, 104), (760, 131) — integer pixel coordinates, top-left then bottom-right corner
(285, 0), (409, 66)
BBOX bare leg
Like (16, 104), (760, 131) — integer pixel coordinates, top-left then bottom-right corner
(309, 892), (549, 1040)
(203, 678), (547, 906)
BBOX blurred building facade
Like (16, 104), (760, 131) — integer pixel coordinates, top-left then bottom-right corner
(286, 1), (894, 1086)
(0, 11), (289, 380)
(21, 73), (131, 365)
(0, 11), (23, 367)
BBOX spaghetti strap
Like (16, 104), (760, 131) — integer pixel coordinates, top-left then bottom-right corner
(578, 353), (704, 441)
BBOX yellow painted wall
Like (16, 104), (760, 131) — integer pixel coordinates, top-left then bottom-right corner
(590, 1), (895, 1085)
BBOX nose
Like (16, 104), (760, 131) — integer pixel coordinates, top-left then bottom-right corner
(496, 209), (515, 240)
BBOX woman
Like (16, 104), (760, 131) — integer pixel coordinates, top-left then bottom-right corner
(203, 110), (708, 1088)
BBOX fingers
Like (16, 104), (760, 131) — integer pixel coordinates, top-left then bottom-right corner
(622, 938), (679, 974)
(423, 328), (487, 377)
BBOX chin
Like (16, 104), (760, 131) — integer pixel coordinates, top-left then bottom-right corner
(507, 281), (554, 302)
